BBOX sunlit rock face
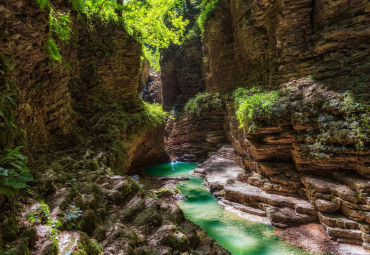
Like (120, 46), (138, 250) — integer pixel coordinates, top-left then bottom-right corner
(223, 79), (369, 249)
(203, 0), (369, 92)
(161, 0), (369, 249)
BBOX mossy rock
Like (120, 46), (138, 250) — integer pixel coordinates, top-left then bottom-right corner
(1, 215), (18, 242)
(14, 241), (30, 255)
(128, 232), (143, 247)
(22, 227), (37, 248)
(74, 232), (101, 255)
(163, 232), (189, 252)
(42, 240), (58, 255)
(133, 207), (162, 227)
(79, 209), (97, 236)
(86, 160), (99, 171)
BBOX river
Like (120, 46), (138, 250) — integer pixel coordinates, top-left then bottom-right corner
(145, 162), (309, 255)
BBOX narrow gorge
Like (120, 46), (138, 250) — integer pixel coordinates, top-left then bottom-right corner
(0, 0), (369, 255)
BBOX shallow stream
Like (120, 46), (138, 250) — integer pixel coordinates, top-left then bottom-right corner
(145, 162), (309, 255)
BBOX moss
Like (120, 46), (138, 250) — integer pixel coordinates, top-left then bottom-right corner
(14, 242), (30, 255)
(86, 97), (167, 174)
(128, 232), (143, 247)
(42, 240), (58, 255)
(162, 232), (189, 252)
(46, 39), (62, 62)
(86, 160), (99, 171)
(197, 0), (220, 35)
(22, 227), (37, 248)
(78, 209), (97, 236)
(1, 215), (18, 242)
(35, 0), (49, 10)
(74, 232), (101, 255)
(36, 201), (51, 224)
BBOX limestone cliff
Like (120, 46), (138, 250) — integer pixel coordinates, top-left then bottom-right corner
(204, 0), (370, 92)
(0, 0), (168, 174)
(161, 0), (370, 251)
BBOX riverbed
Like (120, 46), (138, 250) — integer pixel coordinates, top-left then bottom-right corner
(145, 162), (309, 255)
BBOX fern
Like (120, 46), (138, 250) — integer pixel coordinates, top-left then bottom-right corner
(71, 0), (86, 14)
(35, 0), (49, 10)
(50, 11), (73, 42)
(0, 146), (33, 197)
(46, 39), (62, 62)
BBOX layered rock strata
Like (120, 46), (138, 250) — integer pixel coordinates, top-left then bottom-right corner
(203, 0), (370, 91)
(166, 108), (226, 162)
(223, 80), (370, 249)
(196, 145), (370, 253)
(0, 0), (168, 173)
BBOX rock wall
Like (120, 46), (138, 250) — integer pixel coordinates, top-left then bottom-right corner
(166, 108), (226, 162)
(224, 79), (370, 249)
(1, 1), (72, 149)
(0, 0), (168, 173)
(142, 71), (163, 104)
(203, 0), (370, 92)
(160, 34), (204, 111)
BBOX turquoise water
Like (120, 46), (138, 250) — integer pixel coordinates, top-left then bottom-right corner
(145, 162), (309, 255)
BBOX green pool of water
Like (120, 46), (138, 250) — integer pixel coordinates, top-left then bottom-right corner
(145, 162), (309, 255)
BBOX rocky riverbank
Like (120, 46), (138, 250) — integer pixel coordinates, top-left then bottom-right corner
(194, 145), (369, 254)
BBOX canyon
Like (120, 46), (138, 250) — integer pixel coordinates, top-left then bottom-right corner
(0, 0), (369, 254)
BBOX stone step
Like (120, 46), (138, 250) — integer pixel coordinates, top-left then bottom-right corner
(325, 226), (363, 241)
(266, 206), (317, 228)
(337, 238), (363, 246)
(301, 175), (361, 204)
(221, 200), (266, 216)
(318, 212), (360, 230)
(225, 180), (316, 215)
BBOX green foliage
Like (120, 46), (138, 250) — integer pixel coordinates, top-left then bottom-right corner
(71, 0), (86, 14)
(38, 0), (189, 69)
(68, 0), (188, 70)
(0, 59), (32, 198)
(0, 89), (22, 150)
(184, 92), (222, 117)
(0, 147), (33, 197)
(197, 0), (219, 35)
(46, 39), (62, 62)
(35, 0), (49, 10)
(50, 11), (72, 42)
(233, 87), (284, 132)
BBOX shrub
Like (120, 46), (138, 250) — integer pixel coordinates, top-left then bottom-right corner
(233, 87), (284, 132)
(184, 93), (222, 117)
(0, 146), (33, 197)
